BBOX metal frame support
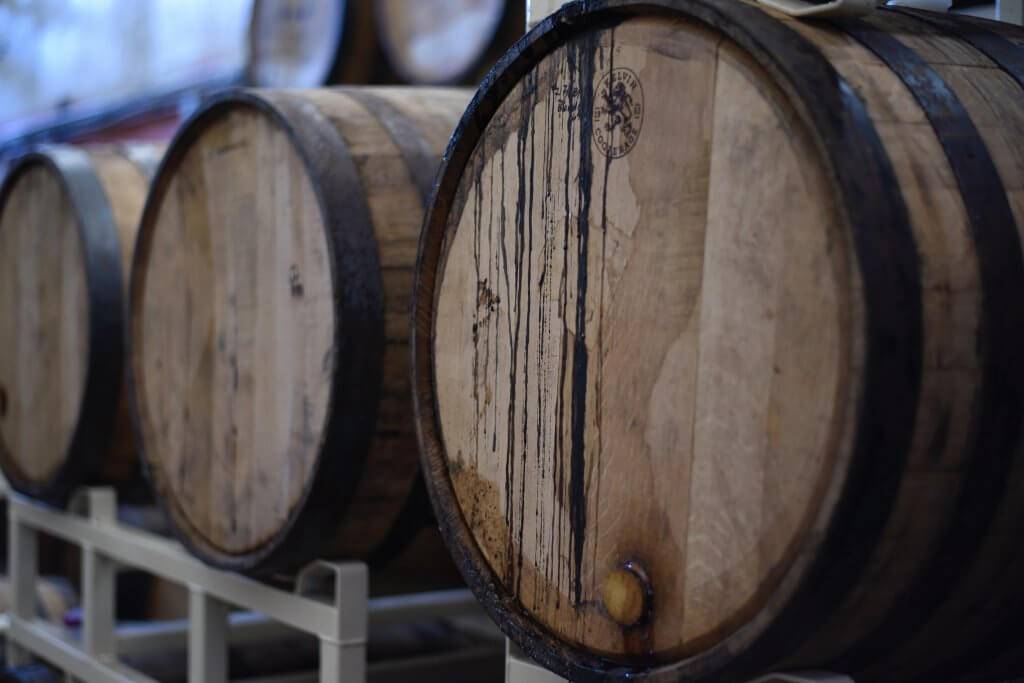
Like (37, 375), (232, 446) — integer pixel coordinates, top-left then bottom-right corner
(81, 489), (117, 660)
(6, 497), (38, 666)
(300, 562), (368, 683)
(504, 640), (856, 683)
(999, 0), (1024, 25)
(188, 589), (230, 683)
(3, 487), (482, 683)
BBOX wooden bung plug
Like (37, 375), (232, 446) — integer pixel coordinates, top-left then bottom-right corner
(601, 563), (650, 628)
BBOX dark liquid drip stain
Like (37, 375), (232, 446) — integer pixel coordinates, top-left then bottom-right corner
(569, 31), (598, 609)
(553, 38), (577, 612)
(472, 141), (484, 472)
(539, 53), (561, 612)
(463, 25), (623, 624)
(592, 28), (616, 626)
(515, 69), (540, 597)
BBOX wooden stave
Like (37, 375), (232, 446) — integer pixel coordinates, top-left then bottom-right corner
(129, 88), (467, 576)
(781, 10), (1024, 681)
(0, 145), (157, 504)
(890, 10), (1024, 673)
(790, 10), (1024, 681)
(410, 1), (1024, 681)
(374, 0), (526, 85)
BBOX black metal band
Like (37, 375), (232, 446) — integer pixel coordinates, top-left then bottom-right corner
(344, 89), (440, 207)
(833, 14), (1024, 675)
(342, 90), (450, 568)
(366, 474), (435, 568)
(887, 6), (1024, 90)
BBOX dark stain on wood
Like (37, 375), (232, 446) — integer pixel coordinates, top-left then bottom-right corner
(569, 30), (598, 610)
(289, 264), (305, 297)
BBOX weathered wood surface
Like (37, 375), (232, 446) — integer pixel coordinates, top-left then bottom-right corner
(413, 2), (1024, 681)
(0, 144), (162, 503)
(376, 0), (524, 84)
(131, 87), (470, 574)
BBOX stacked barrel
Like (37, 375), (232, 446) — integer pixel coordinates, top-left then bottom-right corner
(0, 145), (162, 503)
(411, 2), (1024, 681)
(3, 1), (1024, 681)
(129, 88), (470, 574)
(247, 0), (524, 87)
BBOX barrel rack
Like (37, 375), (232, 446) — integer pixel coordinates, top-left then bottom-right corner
(3, 486), (491, 683)
(3, 484), (859, 683)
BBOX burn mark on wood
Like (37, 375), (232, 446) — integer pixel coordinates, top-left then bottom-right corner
(289, 264), (305, 297)
(212, 141), (247, 157)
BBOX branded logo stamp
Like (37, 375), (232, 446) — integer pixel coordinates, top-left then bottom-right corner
(592, 68), (644, 158)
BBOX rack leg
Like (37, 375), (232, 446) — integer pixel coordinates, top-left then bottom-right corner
(320, 637), (365, 683)
(188, 588), (230, 683)
(82, 489), (117, 658)
(81, 545), (116, 657)
(308, 561), (368, 683)
(6, 502), (38, 665)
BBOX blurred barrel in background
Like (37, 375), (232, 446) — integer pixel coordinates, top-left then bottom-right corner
(0, 144), (163, 504)
(247, 0), (395, 87)
(412, 1), (1024, 681)
(376, 0), (525, 84)
(129, 87), (470, 576)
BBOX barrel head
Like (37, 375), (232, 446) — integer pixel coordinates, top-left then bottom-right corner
(131, 99), (337, 562)
(418, 10), (859, 670)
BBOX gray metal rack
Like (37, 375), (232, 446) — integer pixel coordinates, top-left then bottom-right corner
(3, 487), (487, 683)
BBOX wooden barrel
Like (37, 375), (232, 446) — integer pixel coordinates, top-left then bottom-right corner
(376, 0), (525, 84)
(0, 144), (163, 504)
(247, 0), (396, 87)
(130, 87), (470, 575)
(412, 2), (1024, 681)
